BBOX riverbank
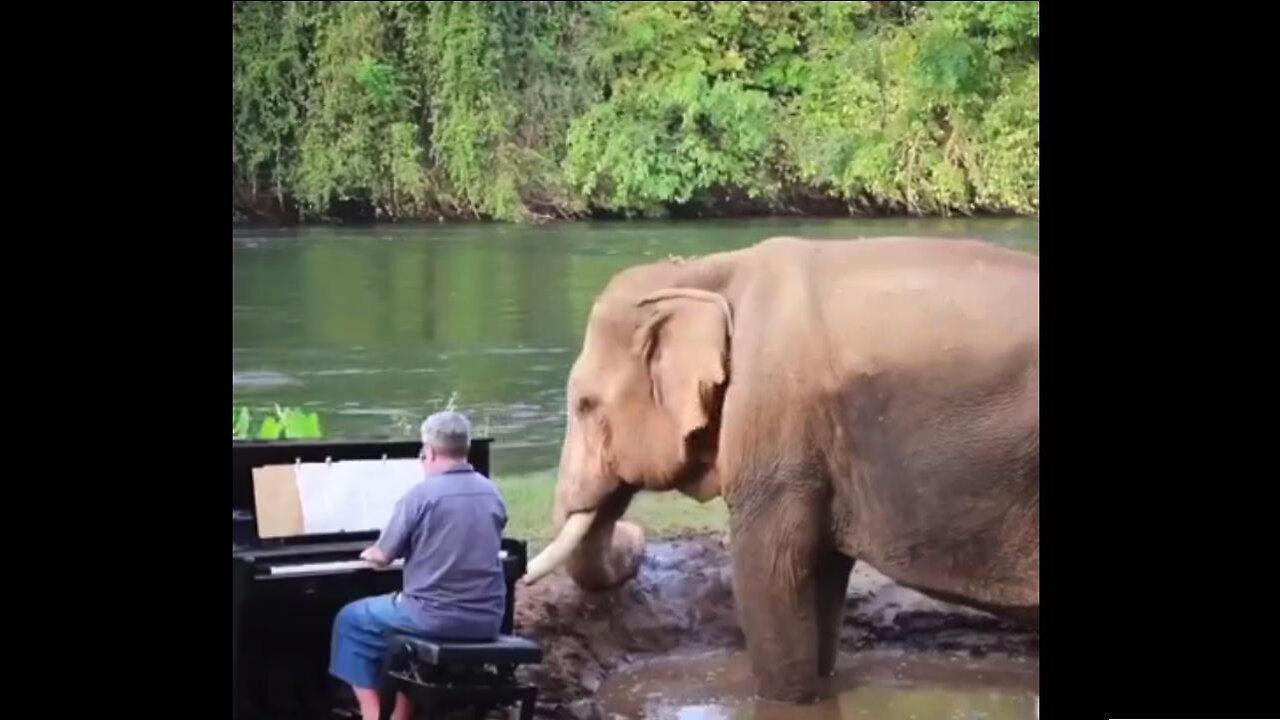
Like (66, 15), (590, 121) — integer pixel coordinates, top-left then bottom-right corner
(232, 199), (1033, 230)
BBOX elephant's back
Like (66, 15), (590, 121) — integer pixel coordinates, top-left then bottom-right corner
(751, 235), (1037, 271)
(789, 237), (1037, 379)
(725, 235), (1038, 404)
(806, 236), (1039, 452)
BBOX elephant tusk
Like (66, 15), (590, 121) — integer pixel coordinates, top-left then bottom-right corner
(522, 510), (597, 585)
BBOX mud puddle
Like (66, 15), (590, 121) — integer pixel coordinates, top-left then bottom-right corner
(513, 533), (1037, 719)
(598, 650), (1037, 720)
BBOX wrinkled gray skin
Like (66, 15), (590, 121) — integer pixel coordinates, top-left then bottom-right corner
(525, 236), (1039, 703)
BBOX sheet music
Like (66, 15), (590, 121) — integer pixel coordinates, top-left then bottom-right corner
(294, 459), (423, 534)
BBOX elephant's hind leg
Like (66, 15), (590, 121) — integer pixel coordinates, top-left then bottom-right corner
(815, 550), (854, 678)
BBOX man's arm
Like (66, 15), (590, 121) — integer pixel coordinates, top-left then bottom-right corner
(360, 545), (390, 566)
(364, 496), (423, 566)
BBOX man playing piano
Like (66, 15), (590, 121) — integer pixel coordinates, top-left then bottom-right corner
(329, 411), (509, 720)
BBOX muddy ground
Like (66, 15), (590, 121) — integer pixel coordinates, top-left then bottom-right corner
(510, 532), (1038, 719)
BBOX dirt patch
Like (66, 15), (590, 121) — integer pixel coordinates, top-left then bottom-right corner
(513, 532), (1037, 719)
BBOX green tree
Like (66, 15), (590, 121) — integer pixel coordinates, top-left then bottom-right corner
(777, 1), (1039, 214)
(230, 0), (1039, 222)
(232, 1), (321, 216)
(294, 2), (431, 219)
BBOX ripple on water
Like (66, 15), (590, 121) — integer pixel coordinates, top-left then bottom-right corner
(231, 370), (300, 388)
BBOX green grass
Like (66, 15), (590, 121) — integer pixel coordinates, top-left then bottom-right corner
(493, 469), (729, 552)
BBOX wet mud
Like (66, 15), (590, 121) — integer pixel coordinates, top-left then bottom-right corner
(511, 533), (1037, 719)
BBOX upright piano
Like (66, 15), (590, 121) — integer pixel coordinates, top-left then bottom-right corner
(231, 437), (525, 720)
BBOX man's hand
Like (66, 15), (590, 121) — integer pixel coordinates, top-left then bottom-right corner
(360, 545), (390, 567)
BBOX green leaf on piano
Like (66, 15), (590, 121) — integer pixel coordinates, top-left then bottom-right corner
(282, 408), (323, 439)
(298, 411), (323, 438)
(233, 407), (253, 439)
(256, 414), (283, 440)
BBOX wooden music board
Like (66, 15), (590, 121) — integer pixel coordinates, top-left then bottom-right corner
(252, 464), (305, 539)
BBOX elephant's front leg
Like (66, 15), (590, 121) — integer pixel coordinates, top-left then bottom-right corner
(729, 491), (827, 703)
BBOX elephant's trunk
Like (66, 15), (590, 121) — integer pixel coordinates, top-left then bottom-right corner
(524, 485), (644, 590)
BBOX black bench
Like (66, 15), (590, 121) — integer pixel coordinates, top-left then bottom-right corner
(376, 634), (543, 720)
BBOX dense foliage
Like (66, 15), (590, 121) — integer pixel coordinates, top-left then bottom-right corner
(233, 1), (1038, 223)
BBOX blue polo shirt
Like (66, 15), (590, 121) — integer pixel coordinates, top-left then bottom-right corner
(374, 462), (508, 639)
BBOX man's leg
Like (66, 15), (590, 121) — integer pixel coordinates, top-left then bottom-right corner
(391, 691), (412, 720)
(351, 688), (412, 720)
(330, 595), (424, 720)
(351, 687), (378, 719)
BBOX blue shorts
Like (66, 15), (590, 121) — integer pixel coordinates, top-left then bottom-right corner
(329, 593), (428, 689)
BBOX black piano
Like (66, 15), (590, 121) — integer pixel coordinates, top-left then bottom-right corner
(232, 437), (526, 720)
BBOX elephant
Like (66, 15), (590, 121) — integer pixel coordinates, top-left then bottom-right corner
(522, 236), (1038, 703)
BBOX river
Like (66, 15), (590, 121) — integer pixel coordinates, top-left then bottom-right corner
(232, 217), (1038, 477)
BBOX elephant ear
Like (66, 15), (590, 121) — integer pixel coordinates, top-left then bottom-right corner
(635, 288), (733, 445)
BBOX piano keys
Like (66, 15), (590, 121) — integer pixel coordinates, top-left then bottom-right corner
(231, 437), (520, 720)
(265, 557), (405, 577)
(261, 551), (509, 578)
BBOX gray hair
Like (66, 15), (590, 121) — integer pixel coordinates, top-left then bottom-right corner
(420, 411), (471, 457)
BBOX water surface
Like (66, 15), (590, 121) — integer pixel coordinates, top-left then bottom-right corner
(598, 649), (1038, 720)
(233, 217), (1038, 475)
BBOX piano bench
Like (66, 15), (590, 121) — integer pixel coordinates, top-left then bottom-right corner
(396, 634), (543, 666)
(376, 634), (543, 720)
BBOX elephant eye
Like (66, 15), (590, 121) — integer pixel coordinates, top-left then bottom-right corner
(576, 396), (598, 415)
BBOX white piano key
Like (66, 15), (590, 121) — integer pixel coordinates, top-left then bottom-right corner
(266, 550), (509, 577)
(267, 558), (403, 576)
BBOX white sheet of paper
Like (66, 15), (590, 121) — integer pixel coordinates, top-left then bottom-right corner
(294, 459), (423, 534)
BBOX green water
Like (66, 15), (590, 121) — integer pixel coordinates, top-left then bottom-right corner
(232, 217), (1038, 476)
